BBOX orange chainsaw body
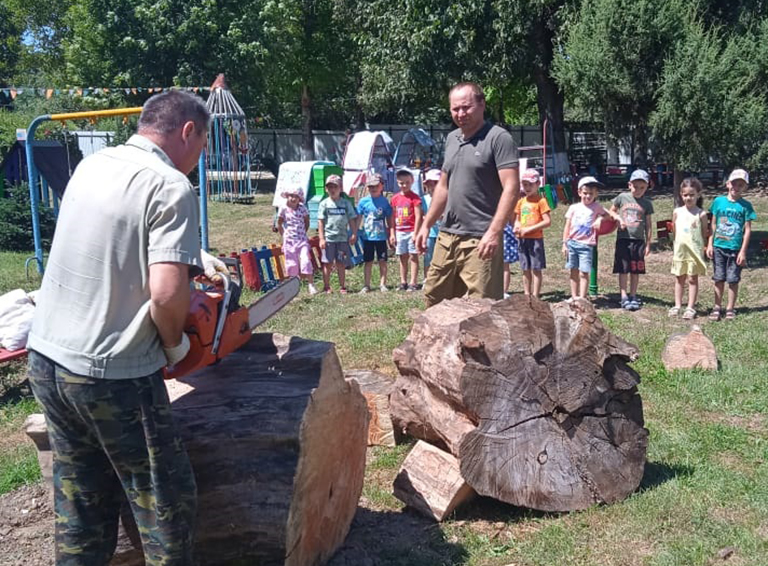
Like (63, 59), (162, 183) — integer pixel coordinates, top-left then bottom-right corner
(163, 288), (251, 380)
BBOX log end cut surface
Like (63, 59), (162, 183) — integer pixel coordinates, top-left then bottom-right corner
(167, 333), (369, 566)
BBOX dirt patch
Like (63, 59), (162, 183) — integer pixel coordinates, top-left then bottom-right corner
(700, 411), (766, 435)
(0, 483), (53, 566)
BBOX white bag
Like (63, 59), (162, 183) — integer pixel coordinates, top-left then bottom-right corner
(0, 289), (36, 351)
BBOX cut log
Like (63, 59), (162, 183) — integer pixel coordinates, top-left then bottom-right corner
(344, 369), (396, 446)
(391, 296), (648, 512)
(662, 325), (718, 371)
(25, 333), (369, 566)
(393, 441), (475, 521)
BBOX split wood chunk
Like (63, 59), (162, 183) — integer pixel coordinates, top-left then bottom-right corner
(393, 440), (475, 521)
(345, 369), (396, 447)
(662, 325), (718, 371)
(391, 296), (649, 512)
(26, 333), (369, 566)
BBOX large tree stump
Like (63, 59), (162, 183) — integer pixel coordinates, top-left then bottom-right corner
(26, 333), (369, 566)
(662, 325), (718, 371)
(393, 441), (475, 521)
(391, 296), (648, 512)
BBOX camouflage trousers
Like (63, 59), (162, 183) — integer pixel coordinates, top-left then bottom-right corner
(27, 350), (196, 565)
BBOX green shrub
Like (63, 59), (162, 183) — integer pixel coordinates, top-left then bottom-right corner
(0, 184), (56, 252)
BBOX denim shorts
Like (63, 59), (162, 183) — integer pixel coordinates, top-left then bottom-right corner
(566, 240), (594, 273)
(712, 246), (742, 284)
(395, 231), (417, 255)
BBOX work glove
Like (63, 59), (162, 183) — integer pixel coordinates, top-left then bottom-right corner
(200, 249), (228, 283)
(163, 333), (190, 366)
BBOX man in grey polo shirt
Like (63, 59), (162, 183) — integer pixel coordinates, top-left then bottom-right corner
(26, 90), (209, 565)
(416, 82), (520, 307)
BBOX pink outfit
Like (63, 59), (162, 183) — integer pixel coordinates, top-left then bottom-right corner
(278, 204), (313, 276)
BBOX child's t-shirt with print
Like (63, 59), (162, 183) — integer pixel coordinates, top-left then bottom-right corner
(710, 195), (756, 250)
(278, 204), (309, 245)
(612, 192), (654, 240)
(392, 191), (423, 233)
(318, 196), (358, 242)
(357, 195), (392, 242)
(565, 202), (606, 246)
(514, 195), (551, 239)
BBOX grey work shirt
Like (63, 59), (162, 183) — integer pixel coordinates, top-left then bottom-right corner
(27, 135), (202, 379)
(441, 121), (519, 237)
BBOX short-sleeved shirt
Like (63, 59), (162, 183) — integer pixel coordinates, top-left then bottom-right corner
(710, 195), (756, 250)
(278, 203), (309, 244)
(441, 121), (519, 237)
(357, 195), (392, 241)
(391, 191), (423, 233)
(565, 202), (607, 246)
(514, 195), (551, 239)
(613, 192), (654, 240)
(27, 135), (203, 379)
(318, 196), (357, 242)
(422, 194), (441, 238)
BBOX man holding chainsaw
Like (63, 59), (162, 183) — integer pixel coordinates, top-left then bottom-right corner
(26, 90), (213, 565)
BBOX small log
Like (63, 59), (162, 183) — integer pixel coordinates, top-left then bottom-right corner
(26, 333), (369, 566)
(662, 325), (718, 371)
(393, 441), (475, 521)
(391, 296), (648, 512)
(344, 369), (396, 447)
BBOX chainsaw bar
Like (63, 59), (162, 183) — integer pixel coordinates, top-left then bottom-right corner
(247, 276), (300, 330)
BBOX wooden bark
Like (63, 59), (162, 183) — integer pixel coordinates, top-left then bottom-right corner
(391, 296), (648, 512)
(25, 333), (369, 566)
(393, 441), (475, 521)
(662, 325), (718, 371)
(344, 369), (395, 447)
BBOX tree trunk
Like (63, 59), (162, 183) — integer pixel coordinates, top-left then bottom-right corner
(391, 296), (649, 513)
(530, 17), (567, 170)
(673, 167), (685, 207)
(301, 83), (315, 161)
(27, 333), (369, 566)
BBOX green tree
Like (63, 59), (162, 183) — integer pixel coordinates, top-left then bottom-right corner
(0, 3), (22, 88)
(260, 0), (359, 156)
(553, 0), (689, 164)
(649, 18), (768, 186)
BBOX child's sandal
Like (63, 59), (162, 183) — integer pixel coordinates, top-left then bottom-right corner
(682, 307), (696, 320)
(708, 307), (721, 321)
(668, 306), (681, 317)
(725, 309), (736, 320)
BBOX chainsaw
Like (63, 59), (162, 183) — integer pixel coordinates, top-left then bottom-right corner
(163, 273), (300, 379)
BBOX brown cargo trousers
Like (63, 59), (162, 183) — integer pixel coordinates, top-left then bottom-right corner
(423, 231), (504, 307)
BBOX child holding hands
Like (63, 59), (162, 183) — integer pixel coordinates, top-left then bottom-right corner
(669, 178), (707, 319)
(562, 176), (614, 300)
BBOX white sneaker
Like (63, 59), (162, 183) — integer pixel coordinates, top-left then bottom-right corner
(308, 284), (318, 295)
(503, 292), (511, 299)
(379, 285), (388, 292)
(359, 286), (370, 294)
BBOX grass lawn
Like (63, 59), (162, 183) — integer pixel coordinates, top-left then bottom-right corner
(2, 188), (768, 565)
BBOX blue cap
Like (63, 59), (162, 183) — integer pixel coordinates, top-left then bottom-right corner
(629, 169), (650, 183)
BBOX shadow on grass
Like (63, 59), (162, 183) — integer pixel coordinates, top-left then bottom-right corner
(0, 365), (34, 406)
(329, 507), (469, 566)
(637, 460), (694, 492)
(453, 495), (558, 522)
